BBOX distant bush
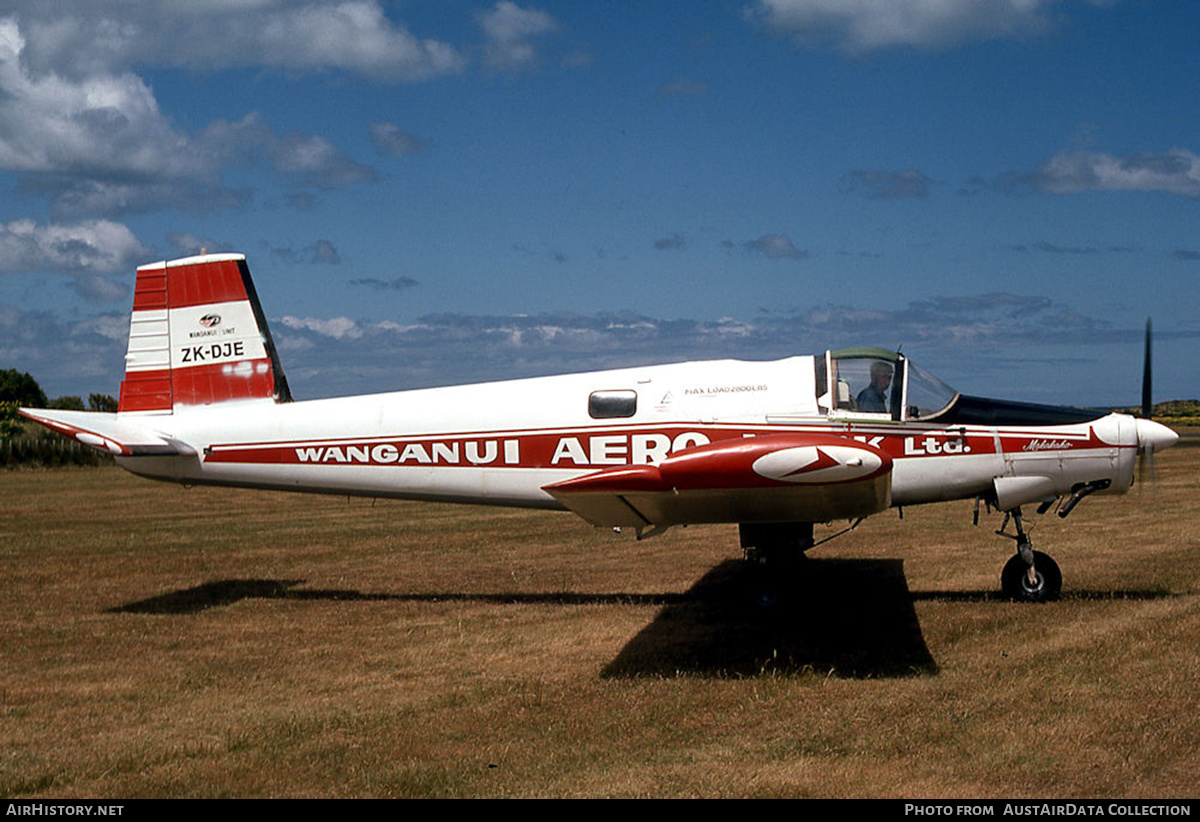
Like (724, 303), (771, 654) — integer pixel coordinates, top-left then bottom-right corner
(1113, 400), (1200, 428)
(0, 369), (47, 407)
(0, 370), (119, 467)
(0, 416), (113, 468)
(48, 395), (86, 410)
(0, 401), (22, 441)
(89, 393), (118, 412)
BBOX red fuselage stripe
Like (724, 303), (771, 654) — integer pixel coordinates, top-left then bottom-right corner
(202, 425), (1123, 470)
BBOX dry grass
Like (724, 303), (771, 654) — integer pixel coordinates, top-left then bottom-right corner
(2, 444), (1198, 798)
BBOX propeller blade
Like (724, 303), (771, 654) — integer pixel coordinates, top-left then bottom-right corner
(1132, 318), (1177, 489)
(1136, 319), (1171, 490)
(1134, 417), (1178, 489)
(1137, 443), (1157, 488)
(1141, 317), (1152, 419)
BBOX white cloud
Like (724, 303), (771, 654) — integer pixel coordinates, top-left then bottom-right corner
(166, 233), (233, 257)
(478, 1), (557, 69)
(749, 0), (1059, 52)
(12, 2), (465, 81)
(238, 2), (464, 80)
(73, 312), (130, 342)
(0, 19), (200, 180)
(0, 304), (129, 394)
(197, 113), (374, 188)
(271, 240), (342, 265)
(49, 181), (253, 219)
(349, 277), (420, 291)
(370, 123), (433, 157)
(842, 169), (931, 199)
(0, 219), (149, 276)
(280, 315), (362, 340)
(262, 295), (1164, 402)
(67, 275), (128, 302)
(10, 295), (1196, 403)
(1032, 150), (1200, 197)
(0, 9), (416, 216)
(743, 233), (807, 260)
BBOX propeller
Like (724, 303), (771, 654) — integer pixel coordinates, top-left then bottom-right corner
(1135, 317), (1178, 485)
(1142, 317), (1152, 420)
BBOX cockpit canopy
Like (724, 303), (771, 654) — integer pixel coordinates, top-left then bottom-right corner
(817, 347), (958, 422)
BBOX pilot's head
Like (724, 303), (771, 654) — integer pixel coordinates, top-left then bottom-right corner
(870, 361), (893, 388)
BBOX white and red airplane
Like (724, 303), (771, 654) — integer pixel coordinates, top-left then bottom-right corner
(21, 253), (1179, 601)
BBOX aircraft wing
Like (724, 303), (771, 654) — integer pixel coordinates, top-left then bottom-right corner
(543, 433), (892, 533)
(18, 408), (193, 457)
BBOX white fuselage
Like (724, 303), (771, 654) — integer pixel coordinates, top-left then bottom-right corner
(117, 355), (1141, 517)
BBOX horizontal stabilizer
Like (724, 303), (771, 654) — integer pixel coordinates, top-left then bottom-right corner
(18, 408), (193, 457)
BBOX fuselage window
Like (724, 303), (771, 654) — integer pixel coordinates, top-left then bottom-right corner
(832, 357), (899, 418)
(589, 390), (637, 419)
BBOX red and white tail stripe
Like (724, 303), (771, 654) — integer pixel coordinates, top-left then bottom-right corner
(118, 254), (291, 413)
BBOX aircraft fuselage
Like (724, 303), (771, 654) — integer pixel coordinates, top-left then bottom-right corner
(116, 355), (1140, 520)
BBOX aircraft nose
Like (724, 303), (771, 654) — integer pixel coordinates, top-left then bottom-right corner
(1135, 418), (1179, 453)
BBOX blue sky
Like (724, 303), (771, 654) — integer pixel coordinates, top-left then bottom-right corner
(1, 1), (1197, 407)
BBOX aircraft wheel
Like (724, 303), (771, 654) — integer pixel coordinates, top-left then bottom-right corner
(1000, 550), (1062, 602)
(744, 546), (808, 568)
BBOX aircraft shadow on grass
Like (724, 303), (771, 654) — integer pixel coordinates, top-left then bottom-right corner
(107, 559), (1178, 680)
(600, 558), (938, 678)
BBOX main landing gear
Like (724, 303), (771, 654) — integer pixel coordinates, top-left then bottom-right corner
(739, 522), (813, 567)
(738, 519), (868, 567)
(739, 508), (1066, 602)
(994, 506), (1062, 602)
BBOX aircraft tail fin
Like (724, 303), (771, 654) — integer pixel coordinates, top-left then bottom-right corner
(118, 254), (292, 413)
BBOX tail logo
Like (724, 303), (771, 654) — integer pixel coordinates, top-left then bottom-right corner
(199, 313), (222, 328)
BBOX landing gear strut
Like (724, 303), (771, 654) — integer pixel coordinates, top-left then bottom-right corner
(996, 507), (1062, 602)
(739, 518), (867, 566)
(740, 522), (812, 567)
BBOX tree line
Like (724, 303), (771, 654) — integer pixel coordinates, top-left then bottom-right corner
(1, 369), (116, 467)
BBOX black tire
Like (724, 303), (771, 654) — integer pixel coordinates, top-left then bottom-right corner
(1001, 550), (1062, 602)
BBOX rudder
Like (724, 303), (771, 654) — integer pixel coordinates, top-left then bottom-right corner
(118, 254), (292, 413)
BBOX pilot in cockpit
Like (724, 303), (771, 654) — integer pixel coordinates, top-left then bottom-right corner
(855, 361), (893, 413)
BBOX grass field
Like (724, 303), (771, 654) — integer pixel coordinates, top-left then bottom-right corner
(2, 443), (1198, 798)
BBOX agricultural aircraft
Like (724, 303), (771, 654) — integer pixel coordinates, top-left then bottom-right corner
(20, 254), (1179, 601)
